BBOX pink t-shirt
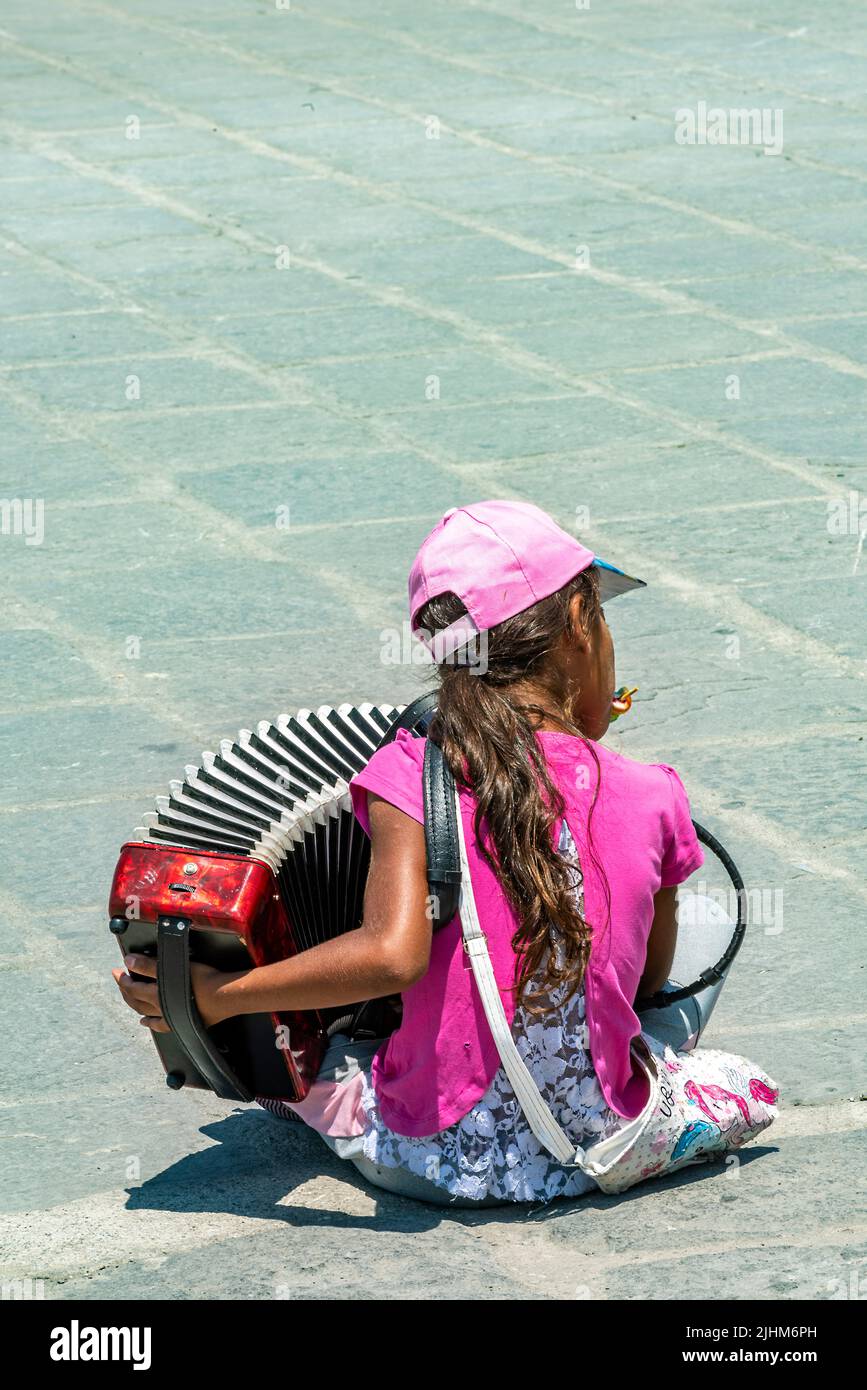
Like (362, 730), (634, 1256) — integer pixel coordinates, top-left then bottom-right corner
(286, 727), (703, 1140)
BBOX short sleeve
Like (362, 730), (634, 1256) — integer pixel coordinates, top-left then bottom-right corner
(657, 764), (704, 887)
(348, 726), (426, 836)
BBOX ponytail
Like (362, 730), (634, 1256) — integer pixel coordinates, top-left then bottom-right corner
(416, 568), (606, 1016)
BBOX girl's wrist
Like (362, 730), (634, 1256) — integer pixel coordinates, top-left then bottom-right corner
(208, 971), (253, 1024)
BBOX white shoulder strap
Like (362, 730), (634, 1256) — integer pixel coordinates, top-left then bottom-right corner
(453, 785), (586, 1167)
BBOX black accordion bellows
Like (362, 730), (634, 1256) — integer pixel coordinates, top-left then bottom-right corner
(136, 703), (401, 966)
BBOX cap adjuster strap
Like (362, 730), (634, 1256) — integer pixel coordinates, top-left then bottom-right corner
(412, 613), (481, 662)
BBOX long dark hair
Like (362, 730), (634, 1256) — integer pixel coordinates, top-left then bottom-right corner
(415, 567), (608, 1016)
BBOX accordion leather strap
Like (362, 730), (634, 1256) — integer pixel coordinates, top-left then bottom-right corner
(156, 915), (253, 1102)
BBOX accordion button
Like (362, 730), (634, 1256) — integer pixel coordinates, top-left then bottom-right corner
(182, 862), (198, 875)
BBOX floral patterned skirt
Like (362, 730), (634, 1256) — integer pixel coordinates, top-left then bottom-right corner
(262, 1016), (780, 1205)
(348, 1027), (779, 1203)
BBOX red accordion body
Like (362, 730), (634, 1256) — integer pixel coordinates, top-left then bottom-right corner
(109, 843), (327, 1100)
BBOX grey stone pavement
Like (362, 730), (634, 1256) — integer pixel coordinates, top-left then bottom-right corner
(0, 0), (865, 1301)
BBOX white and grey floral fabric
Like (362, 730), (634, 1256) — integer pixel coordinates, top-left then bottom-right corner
(355, 820), (627, 1202)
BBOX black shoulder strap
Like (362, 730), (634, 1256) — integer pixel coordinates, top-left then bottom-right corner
(372, 695), (461, 930)
(423, 738), (461, 930)
(375, 692), (438, 749)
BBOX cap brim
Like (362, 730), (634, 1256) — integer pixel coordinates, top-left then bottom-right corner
(592, 557), (647, 603)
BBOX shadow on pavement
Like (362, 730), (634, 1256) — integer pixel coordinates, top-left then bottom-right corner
(123, 1107), (779, 1229)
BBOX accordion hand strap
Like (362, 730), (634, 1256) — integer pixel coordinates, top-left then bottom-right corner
(452, 783), (586, 1167)
(156, 915), (252, 1103)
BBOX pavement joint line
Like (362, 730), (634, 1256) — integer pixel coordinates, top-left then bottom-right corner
(53, 401), (306, 421)
(705, 1014), (867, 1038)
(778, 310), (867, 323)
(0, 1079), (159, 1109)
(457, 0), (867, 117)
(1, 132), (860, 518)
(0, 697), (140, 716)
(585, 349), (794, 375)
(5, 120), (181, 140)
(784, 149), (867, 192)
(15, 497), (147, 513)
(245, 353), (803, 392)
(629, 724), (867, 753)
(57, 391), (577, 423)
(0, 307), (142, 323)
(0, 348), (226, 373)
(588, 494), (828, 521)
(25, 3), (867, 285)
(32, 492), (821, 529)
(6, 342), (790, 376)
(0, 793), (166, 814)
(639, 0), (867, 67)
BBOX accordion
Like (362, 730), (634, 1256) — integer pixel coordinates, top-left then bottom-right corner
(108, 697), (439, 1106)
(109, 694), (746, 1108)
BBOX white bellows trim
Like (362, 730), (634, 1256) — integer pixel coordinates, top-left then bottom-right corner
(453, 785), (586, 1168)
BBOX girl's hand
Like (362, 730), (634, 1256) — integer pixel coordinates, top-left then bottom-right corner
(111, 954), (238, 1032)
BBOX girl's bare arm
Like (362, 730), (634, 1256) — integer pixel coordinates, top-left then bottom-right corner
(636, 885), (678, 999)
(113, 793), (432, 1029)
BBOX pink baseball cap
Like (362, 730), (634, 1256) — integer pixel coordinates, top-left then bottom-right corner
(409, 500), (645, 659)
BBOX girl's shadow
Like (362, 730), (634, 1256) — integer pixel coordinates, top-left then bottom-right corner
(125, 1109), (442, 1232)
(124, 1108), (778, 1228)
